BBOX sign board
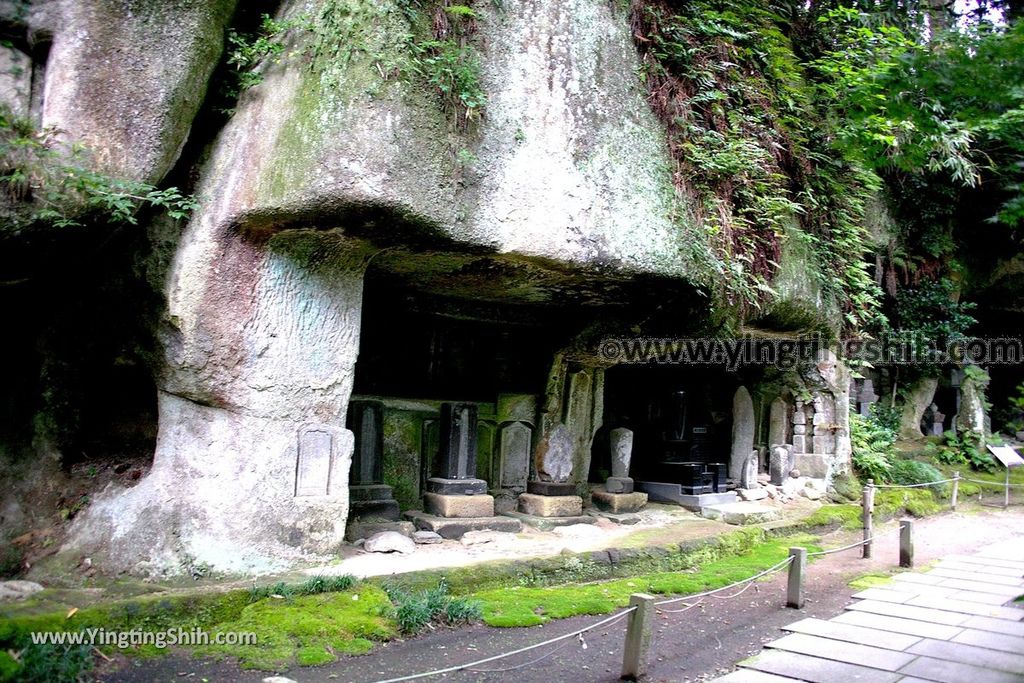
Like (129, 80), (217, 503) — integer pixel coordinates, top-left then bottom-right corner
(986, 445), (1024, 469)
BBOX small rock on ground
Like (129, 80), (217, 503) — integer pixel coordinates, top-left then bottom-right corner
(460, 530), (516, 546)
(364, 531), (416, 554)
(412, 530), (443, 545)
(0, 580), (44, 601)
(262, 677), (298, 683)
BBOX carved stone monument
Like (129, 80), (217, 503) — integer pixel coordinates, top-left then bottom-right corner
(347, 401), (400, 521)
(592, 427), (647, 514)
(510, 423), (596, 527)
(729, 386), (755, 481)
(406, 402), (523, 538)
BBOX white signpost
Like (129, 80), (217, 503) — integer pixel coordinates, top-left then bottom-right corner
(986, 445), (1024, 509)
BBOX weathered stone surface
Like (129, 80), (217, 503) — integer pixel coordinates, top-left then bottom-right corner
(527, 480), (576, 496)
(497, 394), (537, 425)
(345, 520), (414, 543)
(795, 454), (828, 479)
(741, 451), (759, 490)
(738, 488), (768, 502)
(517, 493), (583, 518)
(899, 377), (939, 441)
(536, 423), (575, 483)
(591, 490), (647, 514)
(43, 0), (236, 184)
(770, 445), (790, 485)
(412, 530), (443, 545)
(768, 398), (789, 450)
(702, 503), (781, 525)
(460, 530), (517, 546)
(605, 476), (634, 494)
(424, 493), (495, 519)
(405, 512), (523, 540)
(502, 511), (597, 531)
(364, 531), (415, 554)
(0, 580), (43, 601)
(730, 387), (755, 480)
(498, 421), (532, 490)
(957, 370), (988, 444)
(610, 427), (634, 478)
(0, 45), (30, 118)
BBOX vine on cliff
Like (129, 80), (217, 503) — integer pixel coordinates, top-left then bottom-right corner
(628, 0), (884, 330)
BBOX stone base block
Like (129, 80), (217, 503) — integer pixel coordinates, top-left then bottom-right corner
(345, 520), (415, 542)
(589, 511), (641, 525)
(794, 454), (828, 479)
(502, 510), (596, 531)
(636, 481), (737, 511)
(424, 492), (495, 518)
(527, 480), (576, 496)
(737, 487), (768, 502)
(404, 511), (522, 539)
(591, 490), (647, 514)
(348, 499), (401, 522)
(605, 476), (634, 494)
(701, 502), (781, 526)
(426, 477), (488, 495)
(517, 493), (582, 518)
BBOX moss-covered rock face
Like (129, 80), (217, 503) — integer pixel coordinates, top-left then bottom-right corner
(42, 0), (237, 184)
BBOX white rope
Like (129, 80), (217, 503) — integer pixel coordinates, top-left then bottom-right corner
(964, 478), (1024, 488)
(368, 607), (636, 683)
(655, 556), (794, 607)
(872, 478), (957, 489)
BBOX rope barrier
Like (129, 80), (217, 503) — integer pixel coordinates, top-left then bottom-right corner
(806, 524), (902, 557)
(655, 556), (794, 608)
(964, 478), (1024, 488)
(872, 478), (958, 489)
(369, 606), (637, 683)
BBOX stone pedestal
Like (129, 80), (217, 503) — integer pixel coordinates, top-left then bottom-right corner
(407, 402), (516, 538)
(605, 476), (634, 493)
(591, 490), (647, 514)
(518, 492), (582, 517)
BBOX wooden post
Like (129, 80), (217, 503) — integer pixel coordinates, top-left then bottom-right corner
(899, 518), (914, 568)
(862, 480), (875, 559)
(951, 471), (960, 511)
(621, 593), (655, 680)
(1005, 468), (1011, 509)
(787, 547), (807, 609)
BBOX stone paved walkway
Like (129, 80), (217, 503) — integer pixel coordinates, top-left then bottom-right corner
(712, 538), (1024, 683)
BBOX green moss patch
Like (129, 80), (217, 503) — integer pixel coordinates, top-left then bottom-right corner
(799, 504), (863, 530)
(471, 534), (819, 628)
(194, 584), (395, 672)
(848, 572), (895, 590)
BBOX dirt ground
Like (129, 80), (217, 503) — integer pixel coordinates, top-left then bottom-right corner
(99, 507), (1024, 683)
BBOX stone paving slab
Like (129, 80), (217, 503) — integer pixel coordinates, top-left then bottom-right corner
(852, 588), (914, 603)
(740, 649), (902, 683)
(962, 614), (1024, 637)
(928, 567), (1024, 586)
(846, 599), (971, 626)
(949, 589), (1021, 605)
(937, 560), (1024, 577)
(946, 555), (1024, 571)
(831, 611), (964, 640)
(764, 633), (917, 671)
(711, 669), (803, 682)
(952, 627), (1024, 653)
(719, 542), (1024, 683)
(906, 638), (1024, 673)
(932, 577), (1024, 597)
(781, 617), (921, 651)
(902, 594), (1024, 620)
(898, 655), (1024, 683)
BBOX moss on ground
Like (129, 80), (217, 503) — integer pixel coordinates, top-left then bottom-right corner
(193, 584), (394, 672)
(799, 504), (862, 530)
(470, 533), (820, 627)
(848, 572), (895, 589)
